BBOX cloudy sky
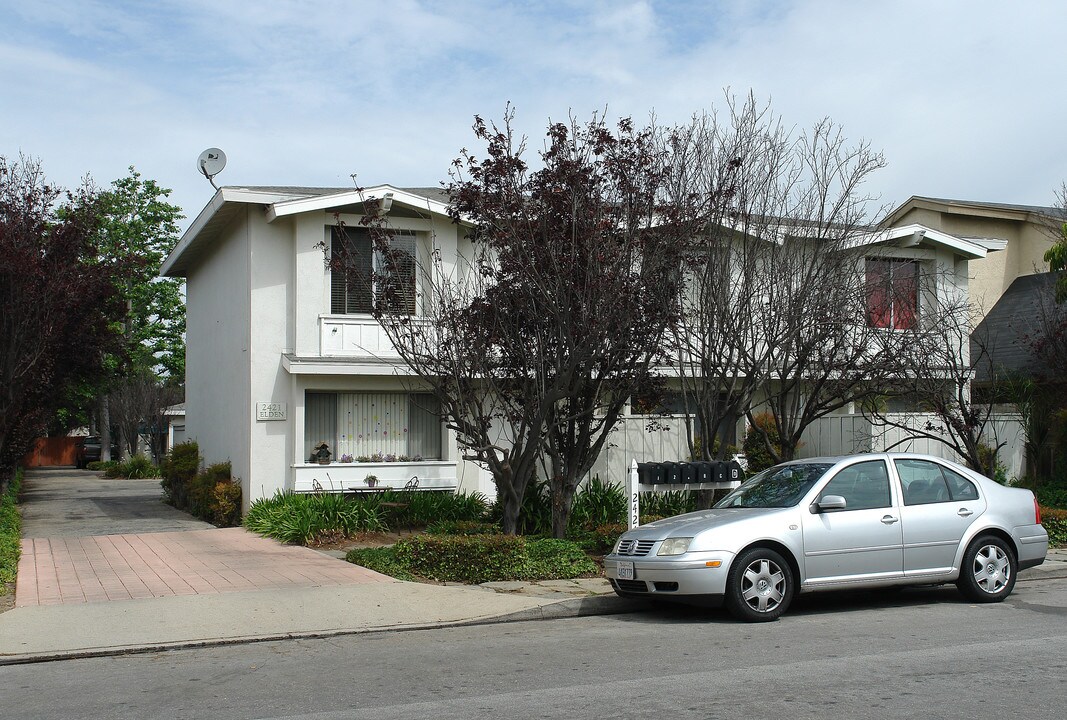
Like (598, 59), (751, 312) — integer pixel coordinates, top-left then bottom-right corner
(2, 0), (1065, 231)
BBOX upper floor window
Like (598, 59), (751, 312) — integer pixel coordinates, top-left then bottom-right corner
(329, 226), (416, 315)
(866, 258), (917, 330)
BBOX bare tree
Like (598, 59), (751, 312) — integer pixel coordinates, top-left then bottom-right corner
(667, 94), (891, 466)
(864, 288), (1006, 477)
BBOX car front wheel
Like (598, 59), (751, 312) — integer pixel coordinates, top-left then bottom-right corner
(957, 535), (1017, 603)
(725, 547), (794, 622)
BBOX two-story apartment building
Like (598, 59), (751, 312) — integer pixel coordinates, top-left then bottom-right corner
(163, 185), (1006, 508)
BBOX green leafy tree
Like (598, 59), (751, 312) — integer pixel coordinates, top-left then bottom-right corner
(85, 169), (185, 459)
(94, 168), (185, 377)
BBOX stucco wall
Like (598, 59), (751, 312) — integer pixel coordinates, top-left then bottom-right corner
(247, 212), (296, 506)
(185, 209), (252, 503)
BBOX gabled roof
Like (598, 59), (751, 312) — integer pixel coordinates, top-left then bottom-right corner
(847, 223), (989, 259)
(885, 195), (1065, 227)
(972, 271), (1063, 382)
(161, 185), (453, 277)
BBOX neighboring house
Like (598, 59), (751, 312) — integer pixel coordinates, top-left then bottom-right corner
(163, 184), (1015, 509)
(885, 196), (1063, 321)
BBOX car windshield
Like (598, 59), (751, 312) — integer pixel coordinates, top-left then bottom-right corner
(715, 463), (834, 508)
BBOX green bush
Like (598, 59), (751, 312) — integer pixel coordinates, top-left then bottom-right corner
(1041, 507), (1067, 548)
(641, 490), (695, 520)
(1034, 482), (1067, 509)
(1, 469), (22, 589)
(425, 520), (500, 535)
(574, 522), (627, 554)
(244, 491), (385, 545)
(393, 534), (528, 583)
(372, 489), (489, 528)
(385, 533), (596, 583)
(344, 546), (416, 581)
(743, 412), (783, 473)
(977, 443), (1009, 484)
(567, 475), (625, 533)
(86, 460), (115, 472)
(103, 454), (160, 479)
(525, 538), (597, 579)
(160, 441), (200, 506)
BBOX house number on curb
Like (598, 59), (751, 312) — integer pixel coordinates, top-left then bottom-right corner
(256, 402), (287, 421)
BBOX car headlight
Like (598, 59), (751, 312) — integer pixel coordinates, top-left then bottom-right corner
(657, 537), (692, 556)
(612, 536), (625, 554)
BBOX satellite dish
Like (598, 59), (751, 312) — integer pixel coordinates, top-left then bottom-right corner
(197, 148), (226, 189)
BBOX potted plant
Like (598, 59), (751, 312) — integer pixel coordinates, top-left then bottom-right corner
(364, 474), (379, 488)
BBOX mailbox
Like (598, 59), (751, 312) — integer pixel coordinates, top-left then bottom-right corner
(712, 460), (728, 483)
(694, 461), (715, 483)
(637, 462), (665, 485)
(678, 462), (698, 484)
(727, 459), (744, 482)
(661, 461), (682, 484)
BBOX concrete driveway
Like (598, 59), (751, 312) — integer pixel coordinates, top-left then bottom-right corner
(16, 468), (390, 608)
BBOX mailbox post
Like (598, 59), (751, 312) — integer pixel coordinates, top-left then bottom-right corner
(627, 459), (743, 529)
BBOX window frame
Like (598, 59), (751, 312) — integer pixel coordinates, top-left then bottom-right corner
(866, 257), (919, 330)
(329, 226), (417, 315)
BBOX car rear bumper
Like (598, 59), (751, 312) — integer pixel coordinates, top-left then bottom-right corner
(1015, 523), (1049, 571)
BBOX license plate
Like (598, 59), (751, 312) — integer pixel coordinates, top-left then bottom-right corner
(617, 561), (635, 580)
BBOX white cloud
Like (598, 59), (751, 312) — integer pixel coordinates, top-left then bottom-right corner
(1, 0), (1065, 228)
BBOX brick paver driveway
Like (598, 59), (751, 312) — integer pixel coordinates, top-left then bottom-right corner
(16, 469), (388, 607)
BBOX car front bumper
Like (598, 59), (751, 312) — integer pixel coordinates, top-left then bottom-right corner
(604, 551), (736, 599)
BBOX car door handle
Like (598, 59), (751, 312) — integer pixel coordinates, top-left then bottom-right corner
(881, 515), (899, 525)
(957, 508), (973, 517)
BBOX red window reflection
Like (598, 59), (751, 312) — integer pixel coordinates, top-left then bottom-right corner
(866, 259), (917, 330)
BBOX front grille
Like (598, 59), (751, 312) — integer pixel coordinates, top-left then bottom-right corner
(612, 579), (649, 593)
(617, 539), (657, 557)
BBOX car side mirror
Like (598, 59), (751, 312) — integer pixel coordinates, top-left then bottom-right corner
(814, 495), (847, 512)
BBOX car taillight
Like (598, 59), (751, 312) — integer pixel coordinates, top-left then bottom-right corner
(1035, 497), (1042, 525)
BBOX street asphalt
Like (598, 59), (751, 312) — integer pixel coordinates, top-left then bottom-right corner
(1, 467), (1064, 666)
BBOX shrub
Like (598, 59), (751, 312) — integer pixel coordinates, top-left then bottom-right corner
(160, 441), (200, 506)
(743, 412), (783, 473)
(244, 491), (385, 545)
(575, 522), (627, 554)
(103, 455), (160, 479)
(425, 520), (500, 535)
(641, 490), (695, 520)
(0, 469), (22, 589)
(1041, 507), (1067, 548)
(567, 475), (625, 533)
(977, 443), (1009, 484)
(393, 534), (529, 583)
(524, 538), (597, 579)
(1034, 482), (1067, 510)
(86, 460), (116, 472)
(345, 546), (416, 581)
(373, 489), (489, 528)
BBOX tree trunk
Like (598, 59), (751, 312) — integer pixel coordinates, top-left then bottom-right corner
(99, 397), (112, 463)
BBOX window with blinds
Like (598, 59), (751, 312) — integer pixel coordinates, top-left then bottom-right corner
(304, 391), (442, 461)
(329, 226), (416, 315)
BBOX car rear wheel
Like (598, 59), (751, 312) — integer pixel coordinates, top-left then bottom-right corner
(725, 548), (794, 622)
(957, 535), (1016, 603)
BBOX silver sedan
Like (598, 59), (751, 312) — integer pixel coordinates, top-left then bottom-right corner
(605, 453), (1049, 622)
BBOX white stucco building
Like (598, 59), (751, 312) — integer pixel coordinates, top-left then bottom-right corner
(162, 184), (1016, 510)
(161, 186), (494, 511)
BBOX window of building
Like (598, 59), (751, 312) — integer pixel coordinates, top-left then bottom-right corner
(304, 392), (441, 462)
(329, 226), (416, 315)
(866, 258), (917, 330)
